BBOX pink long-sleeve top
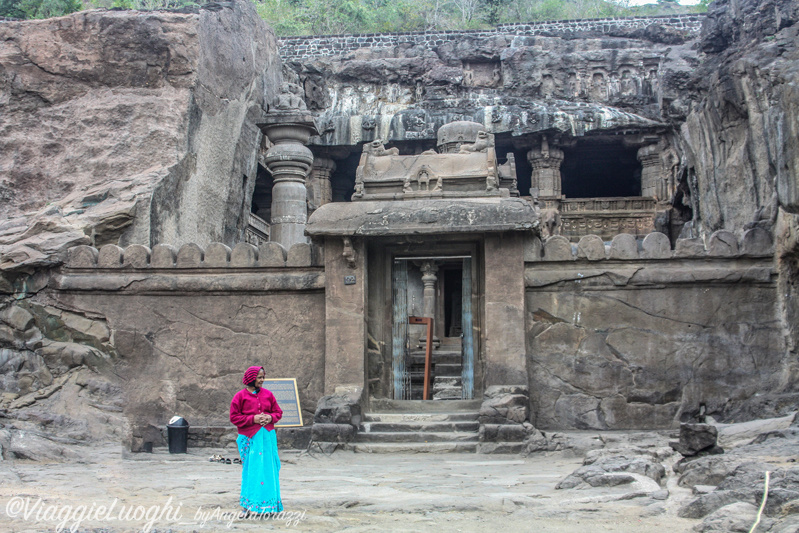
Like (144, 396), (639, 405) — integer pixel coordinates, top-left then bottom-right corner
(229, 387), (283, 438)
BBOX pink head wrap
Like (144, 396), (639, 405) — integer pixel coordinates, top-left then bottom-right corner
(242, 366), (264, 385)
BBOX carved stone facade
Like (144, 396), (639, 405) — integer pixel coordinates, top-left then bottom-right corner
(1, 2), (797, 459)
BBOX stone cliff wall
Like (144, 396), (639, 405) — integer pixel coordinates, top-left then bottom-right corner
(0, 1), (281, 275)
(525, 230), (785, 429)
(678, 0), (799, 390)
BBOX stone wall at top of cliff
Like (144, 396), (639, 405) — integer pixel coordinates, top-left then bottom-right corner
(0, 1), (281, 273)
(280, 14), (704, 60)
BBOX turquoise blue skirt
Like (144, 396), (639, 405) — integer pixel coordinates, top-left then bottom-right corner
(236, 428), (283, 513)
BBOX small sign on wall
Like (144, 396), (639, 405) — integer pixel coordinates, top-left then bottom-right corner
(262, 378), (303, 427)
(344, 275), (356, 285)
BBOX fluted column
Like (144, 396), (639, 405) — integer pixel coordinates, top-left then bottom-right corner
(527, 136), (564, 198)
(419, 260), (439, 347)
(637, 143), (663, 200)
(420, 261), (438, 319)
(258, 107), (318, 249)
(309, 156), (336, 209)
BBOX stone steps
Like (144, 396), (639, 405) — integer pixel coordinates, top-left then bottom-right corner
(355, 431), (479, 443)
(360, 420), (479, 432)
(344, 442), (479, 454)
(364, 412), (478, 423)
(352, 400), (480, 453)
(369, 399), (481, 412)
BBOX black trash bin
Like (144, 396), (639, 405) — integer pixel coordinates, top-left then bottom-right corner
(167, 416), (189, 454)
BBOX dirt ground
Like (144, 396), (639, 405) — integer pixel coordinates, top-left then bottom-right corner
(0, 442), (703, 533)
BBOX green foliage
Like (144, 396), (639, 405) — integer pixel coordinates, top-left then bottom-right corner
(0, 0), (26, 17)
(1, 0), (81, 18)
(0, 0), (703, 28)
(254, 0), (704, 36)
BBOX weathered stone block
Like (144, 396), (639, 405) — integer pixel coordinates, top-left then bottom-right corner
(670, 423), (719, 456)
(310, 242), (324, 267)
(741, 227), (774, 256)
(479, 423), (532, 442)
(0, 305), (34, 331)
(287, 242), (312, 267)
(543, 236), (573, 261)
(66, 245), (99, 268)
(311, 423), (355, 443)
(276, 427), (313, 449)
(122, 244), (150, 268)
(609, 233), (639, 260)
(524, 236), (543, 261)
(708, 230), (739, 257)
(259, 242), (287, 267)
(314, 390), (361, 426)
(577, 234), (606, 260)
(97, 245), (123, 268)
(230, 243), (258, 267)
(176, 243), (203, 268)
(204, 242), (231, 267)
(675, 238), (706, 257)
(641, 232), (671, 259)
(150, 244), (177, 268)
(479, 391), (529, 424)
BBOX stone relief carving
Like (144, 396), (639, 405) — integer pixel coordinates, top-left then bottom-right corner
(275, 83), (308, 111)
(365, 140), (399, 156)
(458, 131), (491, 153)
(342, 236), (357, 268)
(405, 111), (428, 132)
(541, 208), (562, 238)
(362, 116), (376, 130)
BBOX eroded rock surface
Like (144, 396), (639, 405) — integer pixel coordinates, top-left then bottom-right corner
(0, 1), (281, 272)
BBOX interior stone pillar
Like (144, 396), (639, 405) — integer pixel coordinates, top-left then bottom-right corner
(484, 233), (527, 386)
(309, 157), (336, 209)
(419, 260), (439, 347)
(420, 261), (438, 319)
(527, 136), (564, 198)
(637, 143), (663, 199)
(258, 96), (318, 250)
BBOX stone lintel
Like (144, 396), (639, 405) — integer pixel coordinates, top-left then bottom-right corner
(306, 198), (538, 237)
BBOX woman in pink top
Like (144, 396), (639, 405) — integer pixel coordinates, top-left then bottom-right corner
(230, 366), (283, 516)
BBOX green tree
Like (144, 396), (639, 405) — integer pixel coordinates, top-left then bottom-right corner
(14, 0), (82, 18)
(0, 0), (26, 17)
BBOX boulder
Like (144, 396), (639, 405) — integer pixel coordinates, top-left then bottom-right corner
(670, 423), (720, 456)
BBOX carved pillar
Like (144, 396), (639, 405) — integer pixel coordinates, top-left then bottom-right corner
(419, 260), (439, 347)
(637, 143), (663, 199)
(258, 109), (318, 249)
(420, 261), (438, 319)
(527, 136), (564, 199)
(309, 156), (336, 209)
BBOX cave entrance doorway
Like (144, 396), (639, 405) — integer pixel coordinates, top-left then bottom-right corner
(391, 256), (475, 401)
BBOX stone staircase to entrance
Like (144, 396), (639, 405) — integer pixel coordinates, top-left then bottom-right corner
(345, 399), (481, 453)
(408, 338), (463, 400)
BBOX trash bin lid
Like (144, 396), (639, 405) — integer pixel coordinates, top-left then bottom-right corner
(167, 416), (189, 427)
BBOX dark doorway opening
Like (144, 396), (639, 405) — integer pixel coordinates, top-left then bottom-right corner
(329, 151), (359, 202)
(443, 266), (463, 338)
(561, 141), (641, 198)
(251, 163), (272, 221)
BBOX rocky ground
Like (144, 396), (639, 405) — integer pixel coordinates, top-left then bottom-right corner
(2, 415), (799, 532)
